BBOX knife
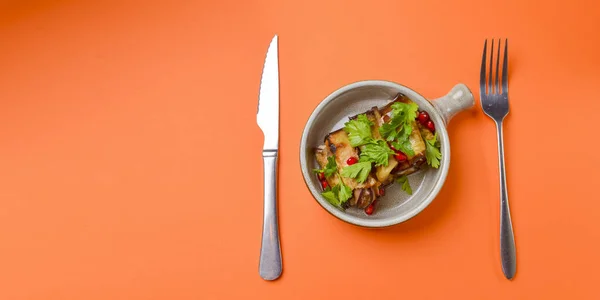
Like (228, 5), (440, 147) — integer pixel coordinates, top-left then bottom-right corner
(257, 35), (282, 281)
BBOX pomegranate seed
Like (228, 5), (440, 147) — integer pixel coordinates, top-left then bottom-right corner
(418, 111), (430, 125)
(426, 120), (435, 132)
(346, 157), (358, 165)
(378, 187), (385, 196)
(317, 172), (325, 181)
(394, 152), (407, 162)
(321, 180), (328, 189)
(365, 203), (374, 215)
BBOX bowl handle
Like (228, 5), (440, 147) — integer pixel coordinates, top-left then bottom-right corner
(431, 83), (475, 125)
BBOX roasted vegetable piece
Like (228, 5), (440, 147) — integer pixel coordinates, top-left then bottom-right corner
(323, 129), (379, 208)
(349, 107), (398, 184)
(377, 95), (427, 176)
(315, 145), (342, 188)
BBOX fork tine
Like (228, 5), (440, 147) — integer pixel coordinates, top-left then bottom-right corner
(488, 39), (494, 94)
(480, 39), (488, 95)
(495, 39), (501, 94)
(502, 39), (508, 93)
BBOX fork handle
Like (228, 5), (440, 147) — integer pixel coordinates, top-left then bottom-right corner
(496, 121), (516, 280)
(259, 150), (282, 280)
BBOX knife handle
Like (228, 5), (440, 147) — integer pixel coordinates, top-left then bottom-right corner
(259, 150), (282, 280)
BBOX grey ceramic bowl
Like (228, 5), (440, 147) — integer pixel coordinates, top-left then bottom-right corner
(300, 80), (474, 227)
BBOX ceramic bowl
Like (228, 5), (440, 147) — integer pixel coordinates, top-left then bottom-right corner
(300, 80), (474, 227)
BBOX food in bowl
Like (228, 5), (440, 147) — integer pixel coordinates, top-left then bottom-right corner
(313, 93), (442, 215)
(301, 81), (474, 227)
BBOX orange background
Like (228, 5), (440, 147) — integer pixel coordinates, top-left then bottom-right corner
(1, 0), (599, 299)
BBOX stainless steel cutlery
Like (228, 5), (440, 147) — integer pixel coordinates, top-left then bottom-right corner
(257, 35), (282, 281)
(480, 39), (516, 280)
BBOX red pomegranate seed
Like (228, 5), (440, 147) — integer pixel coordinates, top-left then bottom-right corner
(378, 187), (385, 196)
(394, 152), (407, 162)
(321, 180), (328, 189)
(317, 172), (325, 181)
(346, 157), (358, 165)
(365, 203), (374, 215)
(426, 120), (435, 132)
(418, 111), (430, 125)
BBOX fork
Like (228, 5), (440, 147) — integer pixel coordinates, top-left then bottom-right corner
(480, 39), (516, 280)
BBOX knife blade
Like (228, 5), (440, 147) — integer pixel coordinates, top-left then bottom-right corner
(257, 34), (282, 281)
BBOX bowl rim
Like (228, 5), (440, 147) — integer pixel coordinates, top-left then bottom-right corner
(299, 79), (451, 228)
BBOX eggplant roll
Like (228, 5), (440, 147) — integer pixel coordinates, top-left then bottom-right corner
(377, 95), (427, 176)
(315, 129), (379, 209)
